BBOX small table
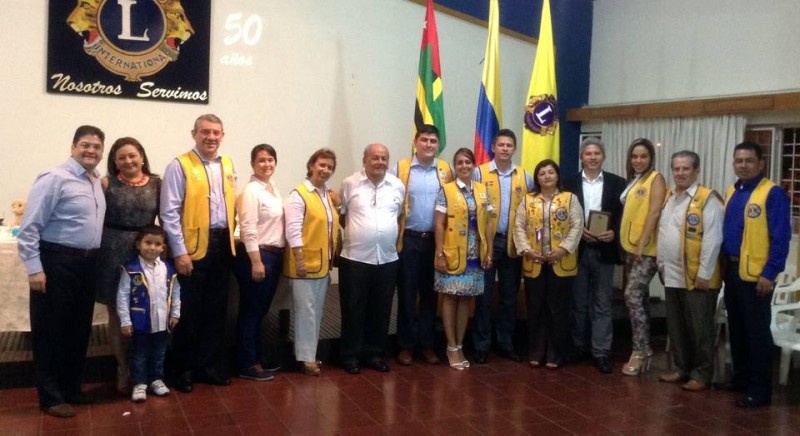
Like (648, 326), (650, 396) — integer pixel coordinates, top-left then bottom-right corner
(0, 239), (108, 332)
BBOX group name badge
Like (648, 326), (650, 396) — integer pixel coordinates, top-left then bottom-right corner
(747, 204), (762, 219)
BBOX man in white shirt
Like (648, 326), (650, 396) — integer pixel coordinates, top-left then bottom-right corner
(338, 144), (406, 374)
(657, 150), (723, 392)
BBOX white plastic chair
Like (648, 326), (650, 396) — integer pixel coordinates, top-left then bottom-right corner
(770, 277), (800, 386)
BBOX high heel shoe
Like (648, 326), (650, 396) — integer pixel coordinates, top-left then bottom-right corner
(301, 361), (321, 376)
(456, 345), (470, 368)
(446, 346), (465, 370)
(621, 348), (652, 376)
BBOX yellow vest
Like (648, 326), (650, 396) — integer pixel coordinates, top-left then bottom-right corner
(671, 186), (722, 290)
(479, 163), (528, 257)
(396, 157), (453, 251)
(521, 192), (579, 278)
(283, 183), (340, 279)
(620, 170), (660, 257)
(176, 151), (236, 260)
(724, 178), (774, 282)
(440, 182), (491, 275)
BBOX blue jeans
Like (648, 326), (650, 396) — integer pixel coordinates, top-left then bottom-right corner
(130, 331), (168, 385)
(473, 233), (521, 353)
(233, 244), (282, 370)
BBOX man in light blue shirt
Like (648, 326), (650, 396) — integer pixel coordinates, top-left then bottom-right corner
(160, 114), (236, 392)
(471, 129), (533, 364)
(390, 125), (452, 365)
(17, 125), (106, 418)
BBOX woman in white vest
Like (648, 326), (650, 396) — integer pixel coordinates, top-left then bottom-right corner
(618, 138), (667, 375)
(283, 148), (341, 376)
(433, 148), (494, 370)
(513, 160), (583, 369)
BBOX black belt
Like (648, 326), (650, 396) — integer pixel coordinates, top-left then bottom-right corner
(258, 245), (285, 253)
(495, 232), (507, 239)
(405, 229), (433, 239)
(209, 228), (229, 237)
(40, 241), (99, 258)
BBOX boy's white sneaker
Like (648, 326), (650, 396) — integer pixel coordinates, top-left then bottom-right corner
(150, 379), (170, 396)
(132, 384), (147, 402)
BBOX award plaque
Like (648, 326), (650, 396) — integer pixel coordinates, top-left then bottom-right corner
(588, 210), (612, 234)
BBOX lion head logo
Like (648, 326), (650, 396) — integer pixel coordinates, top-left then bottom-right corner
(66, 0), (194, 81)
(67, 0), (101, 46)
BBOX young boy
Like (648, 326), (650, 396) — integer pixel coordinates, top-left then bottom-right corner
(117, 225), (181, 402)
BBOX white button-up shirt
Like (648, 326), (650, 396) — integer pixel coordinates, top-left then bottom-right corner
(657, 183), (723, 288)
(236, 176), (286, 253)
(339, 171), (405, 265)
(581, 170), (604, 222)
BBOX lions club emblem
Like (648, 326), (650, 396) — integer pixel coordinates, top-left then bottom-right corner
(634, 187), (647, 199)
(686, 213), (700, 226)
(67, 0), (194, 81)
(524, 94), (559, 136)
(747, 204), (762, 219)
(555, 207), (568, 221)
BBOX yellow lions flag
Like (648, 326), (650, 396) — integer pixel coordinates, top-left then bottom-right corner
(521, 0), (559, 172)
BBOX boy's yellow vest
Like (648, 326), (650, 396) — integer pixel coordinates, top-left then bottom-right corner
(396, 157), (452, 251)
(724, 178), (774, 282)
(283, 183), (340, 279)
(620, 170), (660, 257)
(521, 192), (579, 278)
(479, 163), (527, 258)
(669, 186), (722, 290)
(176, 151), (236, 260)
(440, 182), (491, 275)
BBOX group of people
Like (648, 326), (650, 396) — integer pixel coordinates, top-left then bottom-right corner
(16, 114), (789, 418)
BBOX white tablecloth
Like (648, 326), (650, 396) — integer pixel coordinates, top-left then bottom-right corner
(0, 239), (108, 332)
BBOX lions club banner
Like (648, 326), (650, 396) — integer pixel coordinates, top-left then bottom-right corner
(47, 0), (211, 104)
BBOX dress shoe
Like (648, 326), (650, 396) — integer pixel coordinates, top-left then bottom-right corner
(368, 360), (390, 373)
(472, 350), (488, 365)
(195, 371), (231, 386)
(594, 356), (612, 374)
(65, 392), (95, 405)
(736, 395), (770, 408)
(173, 372), (193, 393)
(658, 371), (687, 383)
(497, 348), (522, 363)
(397, 349), (413, 366)
(43, 403), (76, 418)
(301, 361), (321, 376)
(342, 361), (361, 375)
(421, 349), (440, 365)
(681, 380), (707, 392)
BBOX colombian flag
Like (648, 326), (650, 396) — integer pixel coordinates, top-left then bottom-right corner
(414, 0), (446, 155)
(474, 0), (502, 166)
(521, 0), (559, 171)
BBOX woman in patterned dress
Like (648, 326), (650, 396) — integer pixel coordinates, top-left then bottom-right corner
(96, 137), (160, 393)
(433, 148), (494, 370)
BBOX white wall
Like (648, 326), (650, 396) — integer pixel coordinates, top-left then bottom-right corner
(0, 0), (536, 217)
(589, 0), (800, 106)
